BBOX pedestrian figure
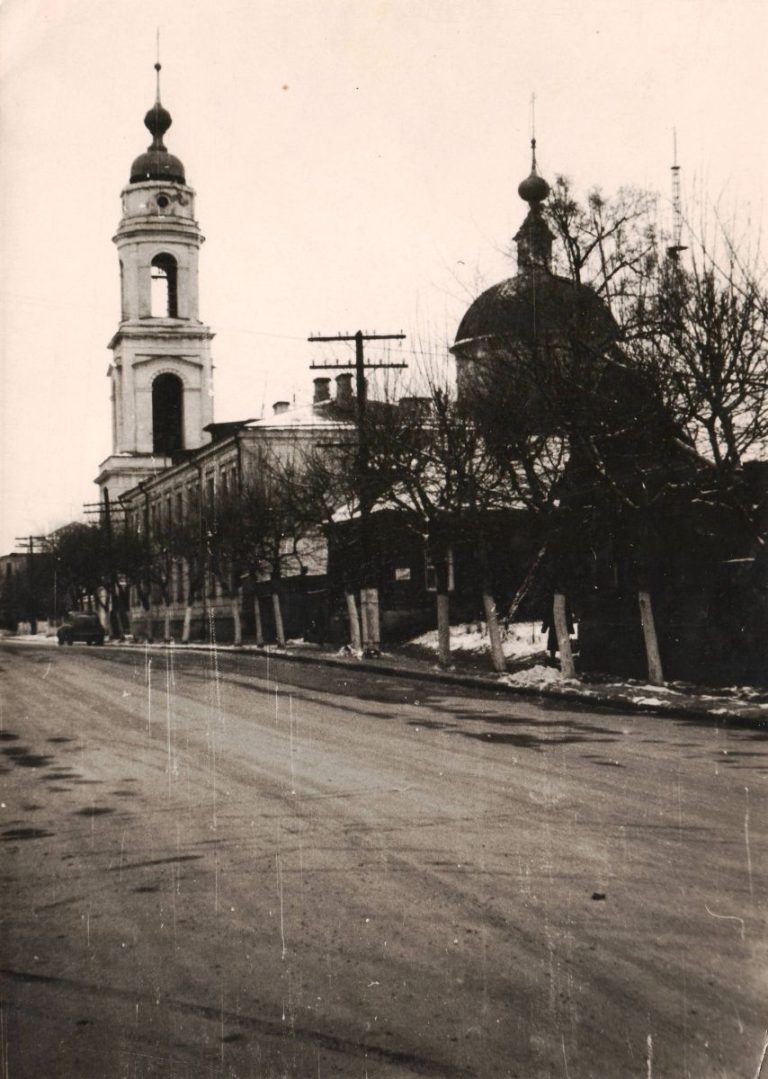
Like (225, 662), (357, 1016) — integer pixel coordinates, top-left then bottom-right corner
(541, 597), (575, 661)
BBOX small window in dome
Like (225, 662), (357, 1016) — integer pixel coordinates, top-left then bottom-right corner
(157, 195), (170, 210)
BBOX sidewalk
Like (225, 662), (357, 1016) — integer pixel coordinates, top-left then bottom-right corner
(9, 629), (766, 728)
(242, 639), (768, 726)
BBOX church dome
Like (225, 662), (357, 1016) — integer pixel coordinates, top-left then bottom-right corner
(454, 272), (618, 353)
(453, 140), (617, 359)
(130, 149), (186, 185)
(129, 65), (186, 185)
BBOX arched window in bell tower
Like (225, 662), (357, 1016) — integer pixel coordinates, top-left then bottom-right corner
(152, 373), (184, 456)
(150, 253), (178, 318)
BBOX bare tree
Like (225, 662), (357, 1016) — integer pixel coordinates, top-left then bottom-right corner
(44, 523), (110, 620)
(637, 231), (768, 483)
(165, 493), (206, 644)
(357, 383), (519, 670)
(298, 439), (364, 651)
(207, 447), (316, 648)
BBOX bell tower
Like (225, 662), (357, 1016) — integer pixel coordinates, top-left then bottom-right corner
(96, 63), (214, 501)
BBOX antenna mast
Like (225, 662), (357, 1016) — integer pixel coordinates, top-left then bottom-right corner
(667, 129), (687, 261)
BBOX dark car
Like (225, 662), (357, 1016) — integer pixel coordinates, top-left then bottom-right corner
(57, 613), (105, 646)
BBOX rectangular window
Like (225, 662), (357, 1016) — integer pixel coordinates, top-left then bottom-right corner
(425, 547), (454, 592)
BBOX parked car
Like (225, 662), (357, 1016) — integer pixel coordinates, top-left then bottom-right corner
(57, 613), (105, 646)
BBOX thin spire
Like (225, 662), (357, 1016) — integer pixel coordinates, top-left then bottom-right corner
(668, 127), (687, 261)
(528, 93), (539, 173)
(155, 28), (162, 103)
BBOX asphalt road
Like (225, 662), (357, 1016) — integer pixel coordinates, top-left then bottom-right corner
(1, 640), (767, 1079)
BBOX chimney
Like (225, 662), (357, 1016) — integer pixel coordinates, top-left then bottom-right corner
(272, 401), (290, 415)
(335, 372), (354, 407)
(313, 377), (331, 403)
(399, 396), (432, 420)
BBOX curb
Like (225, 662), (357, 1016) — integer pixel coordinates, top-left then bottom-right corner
(91, 637), (768, 729)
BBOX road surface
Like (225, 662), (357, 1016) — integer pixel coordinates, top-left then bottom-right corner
(1, 640), (767, 1078)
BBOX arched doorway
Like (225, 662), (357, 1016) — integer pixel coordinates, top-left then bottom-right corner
(152, 373), (184, 456)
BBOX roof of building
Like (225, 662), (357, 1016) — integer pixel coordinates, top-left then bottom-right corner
(242, 398), (357, 430)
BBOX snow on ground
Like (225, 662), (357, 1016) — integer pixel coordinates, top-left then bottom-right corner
(410, 620), (548, 660)
(501, 663), (567, 687)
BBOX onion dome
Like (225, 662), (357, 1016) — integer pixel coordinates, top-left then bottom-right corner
(129, 63), (186, 185)
(518, 138), (550, 204)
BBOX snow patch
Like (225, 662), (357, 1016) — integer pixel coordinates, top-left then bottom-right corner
(410, 621), (548, 660)
(501, 664), (566, 687)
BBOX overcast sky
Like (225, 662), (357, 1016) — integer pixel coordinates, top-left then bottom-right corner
(2, 0), (768, 553)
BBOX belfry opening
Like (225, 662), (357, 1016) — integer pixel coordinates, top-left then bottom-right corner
(150, 253), (178, 318)
(152, 373), (184, 456)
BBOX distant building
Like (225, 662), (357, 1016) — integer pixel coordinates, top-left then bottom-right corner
(119, 378), (359, 641)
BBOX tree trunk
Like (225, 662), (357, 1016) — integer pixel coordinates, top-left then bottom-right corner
(162, 603), (172, 643)
(345, 587), (362, 652)
(231, 588), (243, 646)
(638, 589), (664, 685)
(272, 588), (286, 647)
(360, 589), (370, 653)
(436, 591), (451, 668)
(182, 604), (193, 644)
(370, 589), (381, 653)
(507, 543), (547, 623)
(482, 590), (506, 673)
(117, 589), (133, 638)
(253, 595), (264, 647)
(552, 593), (576, 679)
(145, 605), (154, 644)
(112, 594), (127, 640)
(361, 587), (381, 656)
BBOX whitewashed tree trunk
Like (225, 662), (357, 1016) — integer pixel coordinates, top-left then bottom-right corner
(482, 590), (506, 673)
(272, 589), (286, 647)
(372, 589), (381, 652)
(361, 587), (381, 655)
(182, 604), (193, 644)
(162, 603), (172, 643)
(231, 588), (243, 646)
(638, 589), (664, 685)
(552, 593), (576, 679)
(436, 592), (451, 669)
(360, 589), (371, 653)
(253, 595), (264, 646)
(345, 588), (362, 651)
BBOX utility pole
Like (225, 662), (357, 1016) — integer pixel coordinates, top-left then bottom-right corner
(308, 329), (406, 656)
(84, 494), (129, 638)
(14, 535), (46, 634)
